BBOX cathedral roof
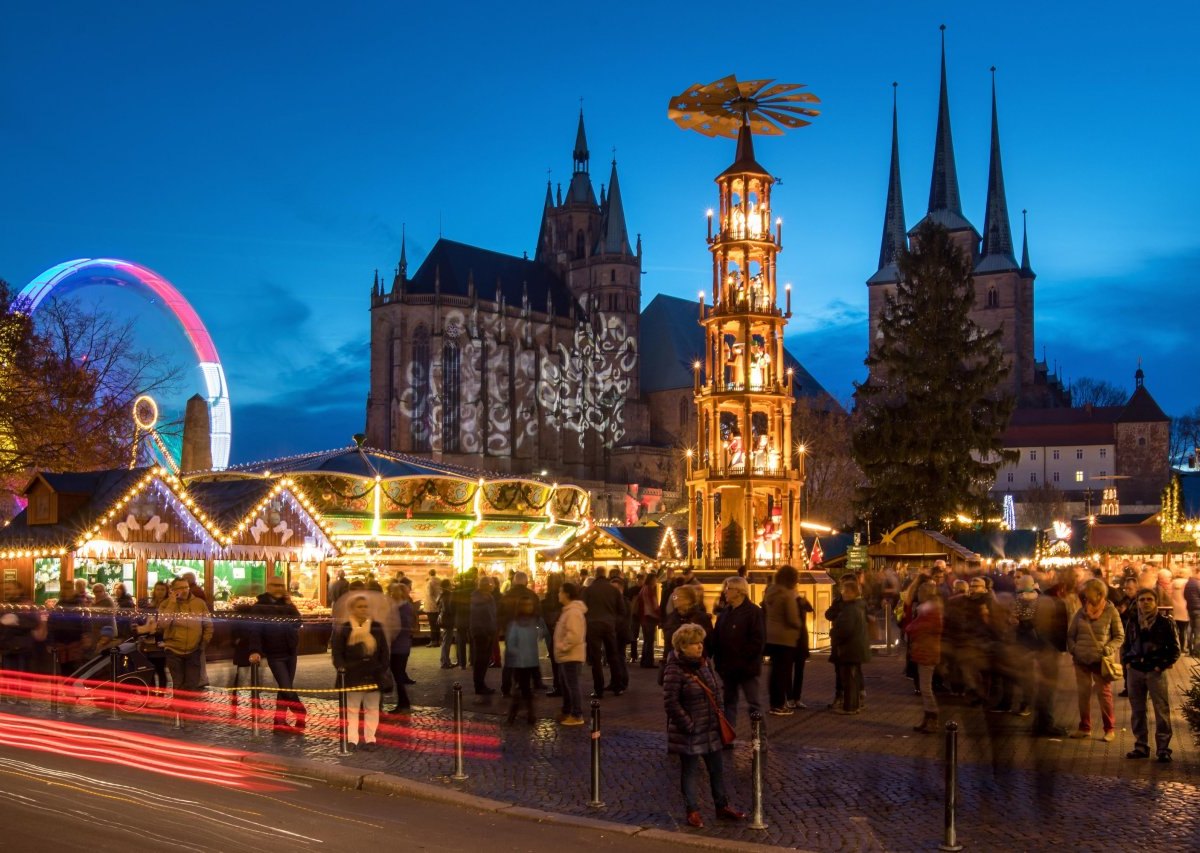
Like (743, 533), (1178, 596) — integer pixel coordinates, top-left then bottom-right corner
(406, 239), (580, 319)
(917, 27), (978, 240)
(638, 294), (841, 412)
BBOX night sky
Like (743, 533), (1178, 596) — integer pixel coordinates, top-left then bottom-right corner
(2, 2), (1195, 465)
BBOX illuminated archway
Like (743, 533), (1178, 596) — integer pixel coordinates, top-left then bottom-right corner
(18, 258), (231, 469)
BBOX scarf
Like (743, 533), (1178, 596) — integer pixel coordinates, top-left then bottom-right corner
(1083, 598), (1105, 621)
(1138, 608), (1156, 633)
(348, 618), (377, 654)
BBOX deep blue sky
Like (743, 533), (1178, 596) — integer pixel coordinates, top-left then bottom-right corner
(3, 2), (1196, 465)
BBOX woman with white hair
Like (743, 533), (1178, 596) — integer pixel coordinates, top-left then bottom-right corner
(1066, 578), (1125, 742)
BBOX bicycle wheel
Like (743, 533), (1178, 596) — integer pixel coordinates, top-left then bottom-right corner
(115, 673), (151, 713)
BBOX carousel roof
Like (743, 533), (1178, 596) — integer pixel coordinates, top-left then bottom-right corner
(223, 444), (557, 485)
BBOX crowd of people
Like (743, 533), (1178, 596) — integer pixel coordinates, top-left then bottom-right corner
(2, 557), (1198, 823)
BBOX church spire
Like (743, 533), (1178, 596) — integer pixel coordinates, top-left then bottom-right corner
(596, 158), (632, 256)
(573, 108), (589, 173)
(398, 223), (408, 278)
(977, 68), (1017, 271)
(535, 179), (556, 263)
(871, 83), (906, 283)
(1020, 209), (1035, 277)
(928, 25), (962, 217)
(566, 108), (597, 205)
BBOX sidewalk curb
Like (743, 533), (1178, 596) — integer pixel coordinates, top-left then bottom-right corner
(237, 751), (798, 850)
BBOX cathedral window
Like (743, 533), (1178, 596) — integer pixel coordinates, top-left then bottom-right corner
(442, 340), (461, 452)
(608, 292), (618, 312)
(411, 326), (431, 452)
(575, 230), (585, 259)
(986, 287), (998, 308)
(610, 269), (616, 283)
(679, 395), (689, 428)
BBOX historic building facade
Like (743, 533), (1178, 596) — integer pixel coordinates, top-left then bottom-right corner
(365, 113), (837, 517)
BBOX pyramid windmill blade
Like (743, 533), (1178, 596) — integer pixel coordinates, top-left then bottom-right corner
(669, 74), (819, 140)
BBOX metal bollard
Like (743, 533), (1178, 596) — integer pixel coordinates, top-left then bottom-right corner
(109, 649), (120, 719)
(49, 647), (60, 715)
(337, 671), (350, 756)
(450, 682), (468, 780)
(250, 661), (262, 737)
(938, 721), (963, 852)
(748, 711), (768, 830)
(587, 699), (604, 808)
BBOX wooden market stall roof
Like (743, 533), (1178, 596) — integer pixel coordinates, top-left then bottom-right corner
(0, 466), (335, 560)
(867, 526), (982, 569)
(556, 526), (686, 564)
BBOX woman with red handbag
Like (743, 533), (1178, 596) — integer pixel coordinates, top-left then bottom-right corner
(662, 622), (745, 829)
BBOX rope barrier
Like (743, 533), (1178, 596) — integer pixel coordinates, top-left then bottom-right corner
(206, 683), (381, 695)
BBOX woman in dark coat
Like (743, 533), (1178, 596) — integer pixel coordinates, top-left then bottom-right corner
(470, 576), (498, 695)
(662, 622), (744, 829)
(386, 581), (414, 713)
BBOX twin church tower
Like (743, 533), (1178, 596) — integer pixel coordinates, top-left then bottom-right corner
(868, 29), (1068, 409)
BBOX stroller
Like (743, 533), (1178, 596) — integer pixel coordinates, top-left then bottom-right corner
(65, 636), (160, 713)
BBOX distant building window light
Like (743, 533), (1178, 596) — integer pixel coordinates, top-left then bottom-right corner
(1075, 471), (1084, 482)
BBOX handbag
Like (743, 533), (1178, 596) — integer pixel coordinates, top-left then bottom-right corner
(1081, 612), (1123, 682)
(687, 663), (737, 746)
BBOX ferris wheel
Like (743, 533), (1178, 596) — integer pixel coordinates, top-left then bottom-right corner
(16, 258), (231, 469)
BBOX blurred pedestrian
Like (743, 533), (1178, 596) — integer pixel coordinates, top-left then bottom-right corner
(542, 573), (564, 697)
(790, 588), (814, 710)
(1121, 587), (1180, 762)
(583, 569), (628, 698)
(385, 581), (414, 713)
(470, 576), (497, 696)
(425, 569), (442, 646)
(157, 577), (213, 724)
(905, 581), (943, 733)
(638, 573), (662, 668)
(762, 565), (802, 717)
(329, 569), (349, 605)
(332, 594), (387, 751)
(499, 571), (542, 697)
(1067, 578), (1124, 742)
(504, 595), (546, 725)
(1185, 565), (1200, 659)
(830, 579), (870, 715)
(662, 623), (744, 829)
(554, 582), (587, 725)
(249, 575), (306, 733)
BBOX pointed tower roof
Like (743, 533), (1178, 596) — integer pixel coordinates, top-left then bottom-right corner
(916, 26), (977, 236)
(1020, 209), (1035, 277)
(399, 224), (408, 278)
(869, 84), (907, 285)
(1119, 366), (1168, 423)
(566, 110), (597, 206)
(976, 69), (1018, 273)
(595, 159), (633, 256)
(573, 109), (589, 170)
(534, 180), (556, 263)
(718, 119), (770, 178)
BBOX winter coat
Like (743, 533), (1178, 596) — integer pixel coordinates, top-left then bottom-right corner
(469, 590), (497, 637)
(830, 599), (871, 664)
(762, 583), (803, 647)
(504, 615), (546, 669)
(639, 582), (662, 622)
(499, 585), (541, 634)
(249, 593), (302, 659)
(662, 652), (724, 756)
(795, 594), (814, 657)
(157, 595), (213, 655)
(663, 607), (713, 651)
(1121, 612), (1180, 673)
(1067, 603), (1124, 666)
(452, 584), (473, 630)
(554, 599), (588, 663)
(328, 577), (349, 604)
(709, 598), (765, 680)
(1185, 576), (1200, 614)
(331, 619), (388, 689)
(1033, 592), (1069, 652)
(390, 600), (414, 657)
(1170, 578), (1189, 622)
(904, 600), (943, 666)
(583, 578), (627, 626)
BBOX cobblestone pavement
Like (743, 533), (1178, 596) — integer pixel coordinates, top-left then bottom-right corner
(15, 645), (1200, 851)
